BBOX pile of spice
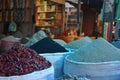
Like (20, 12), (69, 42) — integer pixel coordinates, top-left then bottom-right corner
(0, 46), (51, 76)
(53, 39), (67, 46)
(30, 37), (68, 53)
(64, 37), (92, 49)
(67, 38), (120, 62)
(25, 30), (48, 47)
(1, 36), (18, 42)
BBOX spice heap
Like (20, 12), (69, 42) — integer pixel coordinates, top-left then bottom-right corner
(30, 37), (68, 53)
(64, 37), (92, 49)
(53, 39), (67, 46)
(25, 30), (48, 47)
(68, 38), (120, 62)
(0, 46), (51, 76)
(1, 36), (18, 42)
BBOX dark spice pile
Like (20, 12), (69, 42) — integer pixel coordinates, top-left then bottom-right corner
(0, 46), (51, 76)
(30, 37), (68, 53)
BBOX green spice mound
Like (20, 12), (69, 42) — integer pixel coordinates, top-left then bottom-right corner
(64, 36), (92, 49)
(67, 38), (120, 62)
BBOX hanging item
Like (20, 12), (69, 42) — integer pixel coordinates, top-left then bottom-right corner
(102, 0), (114, 41)
(114, 0), (120, 20)
(8, 21), (17, 34)
(103, 22), (112, 41)
(103, 0), (114, 22)
(88, 0), (103, 12)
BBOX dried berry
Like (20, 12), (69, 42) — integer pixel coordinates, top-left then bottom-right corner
(0, 46), (51, 76)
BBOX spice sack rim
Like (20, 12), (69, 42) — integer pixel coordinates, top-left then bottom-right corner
(65, 55), (120, 65)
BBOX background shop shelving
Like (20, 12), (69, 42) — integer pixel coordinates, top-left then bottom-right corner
(34, 0), (65, 35)
(0, 0), (33, 36)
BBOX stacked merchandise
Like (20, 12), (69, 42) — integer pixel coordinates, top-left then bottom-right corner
(103, 22), (111, 41)
(101, 0), (114, 41)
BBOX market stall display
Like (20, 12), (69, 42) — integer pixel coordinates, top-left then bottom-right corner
(64, 38), (120, 80)
(0, 46), (54, 80)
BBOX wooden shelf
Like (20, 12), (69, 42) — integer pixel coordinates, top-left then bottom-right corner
(34, 0), (64, 34)
(35, 24), (59, 28)
(38, 18), (55, 20)
(35, 24), (54, 27)
(66, 23), (78, 25)
(37, 11), (56, 13)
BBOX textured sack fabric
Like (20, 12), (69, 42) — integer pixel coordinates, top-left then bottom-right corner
(0, 65), (54, 80)
(64, 58), (120, 80)
(40, 52), (71, 78)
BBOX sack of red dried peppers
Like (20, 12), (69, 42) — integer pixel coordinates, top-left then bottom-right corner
(0, 46), (51, 76)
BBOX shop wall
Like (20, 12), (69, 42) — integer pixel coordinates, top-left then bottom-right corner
(0, 24), (3, 35)
(82, 4), (96, 36)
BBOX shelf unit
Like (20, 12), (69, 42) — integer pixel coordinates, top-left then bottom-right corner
(65, 7), (78, 28)
(64, 7), (83, 35)
(34, 0), (65, 34)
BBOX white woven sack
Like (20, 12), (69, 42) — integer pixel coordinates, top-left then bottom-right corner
(0, 65), (54, 80)
(64, 56), (120, 80)
(40, 52), (71, 78)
